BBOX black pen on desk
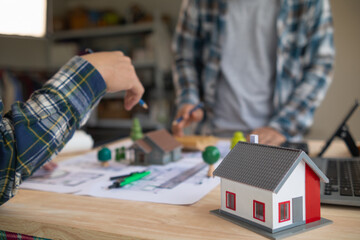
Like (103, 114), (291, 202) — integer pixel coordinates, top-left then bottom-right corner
(172, 102), (204, 125)
(84, 48), (148, 110)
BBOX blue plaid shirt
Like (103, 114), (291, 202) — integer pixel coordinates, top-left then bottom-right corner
(0, 56), (106, 205)
(173, 0), (335, 139)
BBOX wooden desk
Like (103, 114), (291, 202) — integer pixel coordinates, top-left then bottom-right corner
(0, 140), (359, 240)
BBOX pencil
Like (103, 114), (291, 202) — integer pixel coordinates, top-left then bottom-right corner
(138, 99), (148, 109)
(85, 48), (148, 110)
(172, 102), (204, 125)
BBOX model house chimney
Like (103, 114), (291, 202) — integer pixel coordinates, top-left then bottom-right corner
(250, 134), (258, 144)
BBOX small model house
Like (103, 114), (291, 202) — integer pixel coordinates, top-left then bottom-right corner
(131, 129), (182, 165)
(212, 136), (330, 237)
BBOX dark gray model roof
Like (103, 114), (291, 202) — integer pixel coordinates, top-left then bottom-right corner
(213, 142), (329, 193)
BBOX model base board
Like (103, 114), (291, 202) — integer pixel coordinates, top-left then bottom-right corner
(210, 209), (332, 240)
(175, 135), (218, 151)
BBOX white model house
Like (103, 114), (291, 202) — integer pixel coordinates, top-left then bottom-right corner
(213, 137), (329, 234)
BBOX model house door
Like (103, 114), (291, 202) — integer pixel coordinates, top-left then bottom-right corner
(139, 153), (145, 164)
(292, 197), (303, 223)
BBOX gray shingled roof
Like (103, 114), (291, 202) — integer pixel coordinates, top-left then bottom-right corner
(213, 142), (328, 193)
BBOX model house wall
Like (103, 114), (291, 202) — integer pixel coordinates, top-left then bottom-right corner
(272, 160), (306, 230)
(220, 178), (273, 230)
(220, 160), (306, 232)
(142, 136), (171, 164)
(132, 129), (182, 165)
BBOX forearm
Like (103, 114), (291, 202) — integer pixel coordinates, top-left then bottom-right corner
(172, 0), (202, 107)
(270, 52), (334, 139)
(270, 49), (334, 139)
(269, 0), (335, 139)
(173, 62), (201, 106)
(0, 56), (106, 205)
(269, 71), (333, 139)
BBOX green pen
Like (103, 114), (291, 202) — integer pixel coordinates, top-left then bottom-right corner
(108, 171), (151, 189)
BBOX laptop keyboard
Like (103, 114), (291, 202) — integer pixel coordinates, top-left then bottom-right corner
(324, 160), (360, 197)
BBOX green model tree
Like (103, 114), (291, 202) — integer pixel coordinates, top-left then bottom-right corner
(130, 118), (143, 141)
(116, 146), (126, 161)
(230, 131), (246, 149)
(98, 147), (112, 167)
(202, 146), (220, 177)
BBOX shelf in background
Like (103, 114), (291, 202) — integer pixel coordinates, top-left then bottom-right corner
(134, 61), (156, 69)
(49, 22), (154, 40)
(90, 118), (162, 129)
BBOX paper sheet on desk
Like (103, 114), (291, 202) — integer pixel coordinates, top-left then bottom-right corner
(21, 140), (231, 205)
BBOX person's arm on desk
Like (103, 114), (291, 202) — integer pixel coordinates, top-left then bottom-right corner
(0, 51), (144, 206)
(262, 0), (335, 143)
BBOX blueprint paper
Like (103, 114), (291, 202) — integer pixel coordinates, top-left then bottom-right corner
(21, 140), (231, 205)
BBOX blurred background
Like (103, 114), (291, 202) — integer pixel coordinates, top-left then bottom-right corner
(0, 0), (359, 147)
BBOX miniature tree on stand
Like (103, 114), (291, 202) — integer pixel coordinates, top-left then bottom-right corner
(98, 147), (112, 167)
(130, 118), (143, 141)
(115, 146), (126, 162)
(115, 148), (121, 162)
(230, 131), (246, 149)
(202, 146), (220, 177)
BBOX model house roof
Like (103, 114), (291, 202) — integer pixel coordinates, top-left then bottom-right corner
(134, 129), (182, 153)
(213, 142), (329, 193)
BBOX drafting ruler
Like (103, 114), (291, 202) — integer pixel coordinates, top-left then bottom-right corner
(158, 163), (207, 189)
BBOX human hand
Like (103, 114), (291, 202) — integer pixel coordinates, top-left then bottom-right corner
(42, 161), (58, 171)
(172, 104), (204, 137)
(248, 127), (286, 146)
(81, 51), (144, 110)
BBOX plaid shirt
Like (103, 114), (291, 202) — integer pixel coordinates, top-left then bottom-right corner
(0, 56), (106, 206)
(173, 0), (335, 139)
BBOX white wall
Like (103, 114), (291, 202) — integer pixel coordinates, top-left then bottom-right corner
(220, 178), (274, 230)
(273, 161), (306, 230)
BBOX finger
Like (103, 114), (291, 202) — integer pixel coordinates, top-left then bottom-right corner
(259, 131), (284, 146)
(42, 162), (58, 171)
(272, 136), (286, 146)
(172, 123), (184, 137)
(124, 93), (138, 111)
(264, 138), (280, 146)
(190, 108), (204, 122)
(124, 83), (144, 111)
(259, 133), (272, 145)
(174, 114), (189, 130)
(174, 107), (192, 125)
(114, 51), (124, 56)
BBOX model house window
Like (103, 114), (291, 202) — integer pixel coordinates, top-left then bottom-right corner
(279, 201), (290, 222)
(226, 191), (236, 210)
(253, 200), (265, 222)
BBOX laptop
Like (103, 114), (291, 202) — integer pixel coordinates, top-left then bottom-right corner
(312, 100), (360, 207)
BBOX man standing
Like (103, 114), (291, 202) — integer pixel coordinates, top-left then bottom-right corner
(172, 0), (335, 146)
